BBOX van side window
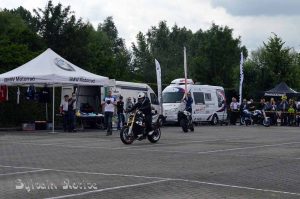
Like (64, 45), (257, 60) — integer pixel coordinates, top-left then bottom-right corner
(150, 93), (159, 105)
(193, 92), (205, 104)
(205, 93), (212, 101)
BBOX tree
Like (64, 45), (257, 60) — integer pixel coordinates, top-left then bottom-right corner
(245, 33), (300, 94)
(132, 32), (153, 82)
(97, 16), (131, 80)
(190, 23), (247, 88)
(33, 0), (91, 68)
(263, 34), (296, 86)
(0, 11), (44, 73)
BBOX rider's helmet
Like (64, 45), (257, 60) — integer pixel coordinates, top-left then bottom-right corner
(137, 92), (145, 103)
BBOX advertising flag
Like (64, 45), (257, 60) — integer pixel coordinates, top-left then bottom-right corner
(239, 52), (244, 105)
(155, 59), (163, 115)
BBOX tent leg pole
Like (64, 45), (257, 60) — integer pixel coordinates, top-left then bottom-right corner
(52, 86), (55, 133)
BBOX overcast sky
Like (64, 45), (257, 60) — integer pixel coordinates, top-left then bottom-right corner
(1, 0), (300, 51)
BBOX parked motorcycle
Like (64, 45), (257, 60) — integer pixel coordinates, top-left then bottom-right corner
(240, 109), (270, 127)
(120, 109), (161, 144)
(178, 110), (194, 132)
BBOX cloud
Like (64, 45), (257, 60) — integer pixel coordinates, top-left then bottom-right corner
(211, 0), (300, 16)
(1, 0), (300, 51)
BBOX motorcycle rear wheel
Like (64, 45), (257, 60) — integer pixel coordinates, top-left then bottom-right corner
(120, 126), (134, 144)
(180, 119), (189, 133)
(189, 123), (194, 131)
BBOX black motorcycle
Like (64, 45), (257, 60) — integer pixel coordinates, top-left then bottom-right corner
(120, 109), (161, 144)
(178, 110), (194, 132)
(240, 109), (270, 127)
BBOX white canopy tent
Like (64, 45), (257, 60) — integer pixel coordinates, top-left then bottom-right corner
(0, 48), (109, 132)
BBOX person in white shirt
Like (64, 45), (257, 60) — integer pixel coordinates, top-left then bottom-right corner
(101, 90), (116, 135)
(230, 97), (240, 125)
(60, 95), (70, 132)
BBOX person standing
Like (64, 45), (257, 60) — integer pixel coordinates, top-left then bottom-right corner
(116, 96), (125, 130)
(68, 92), (77, 132)
(269, 98), (278, 125)
(279, 95), (289, 126)
(183, 92), (193, 114)
(60, 95), (70, 132)
(101, 90), (116, 136)
(230, 97), (239, 125)
(125, 97), (134, 122)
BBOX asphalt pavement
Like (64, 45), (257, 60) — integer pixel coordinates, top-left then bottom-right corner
(0, 125), (300, 199)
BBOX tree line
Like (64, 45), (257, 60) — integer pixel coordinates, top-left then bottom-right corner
(1, 0), (300, 99)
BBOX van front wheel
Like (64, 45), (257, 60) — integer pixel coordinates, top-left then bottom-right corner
(211, 115), (218, 125)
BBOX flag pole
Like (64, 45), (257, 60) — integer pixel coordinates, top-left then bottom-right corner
(184, 47), (188, 95)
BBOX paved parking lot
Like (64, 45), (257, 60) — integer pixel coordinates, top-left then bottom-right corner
(0, 125), (300, 198)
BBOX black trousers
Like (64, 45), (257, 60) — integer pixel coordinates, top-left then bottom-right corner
(230, 110), (239, 125)
(145, 114), (152, 134)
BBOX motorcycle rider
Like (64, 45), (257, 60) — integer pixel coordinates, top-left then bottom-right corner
(127, 92), (152, 138)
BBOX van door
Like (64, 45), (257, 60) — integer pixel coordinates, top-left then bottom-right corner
(150, 92), (160, 113)
(204, 92), (214, 117)
(192, 92), (205, 122)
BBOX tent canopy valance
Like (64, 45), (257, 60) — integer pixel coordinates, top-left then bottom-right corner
(264, 82), (298, 97)
(0, 48), (109, 86)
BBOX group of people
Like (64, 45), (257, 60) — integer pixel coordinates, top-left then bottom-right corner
(102, 90), (193, 137)
(230, 95), (300, 126)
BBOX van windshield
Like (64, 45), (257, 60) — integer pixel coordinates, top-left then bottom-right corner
(163, 92), (184, 103)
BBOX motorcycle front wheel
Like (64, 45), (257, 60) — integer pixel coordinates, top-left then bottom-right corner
(148, 128), (161, 143)
(120, 126), (134, 144)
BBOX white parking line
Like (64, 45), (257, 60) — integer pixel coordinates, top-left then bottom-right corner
(175, 178), (300, 196)
(0, 169), (49, 176)
(44, 179), (170, 199)
(1, 164), (300, 196)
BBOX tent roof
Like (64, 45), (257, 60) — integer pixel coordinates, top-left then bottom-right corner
(0, 48), (109, 86)
(264, 82), (298, 96)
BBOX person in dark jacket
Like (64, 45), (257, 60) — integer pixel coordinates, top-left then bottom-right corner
(116, 96), (125, 130)
(183, 92), (193, 114)
(278, 95), (289, 126)
(127, 92), (152, 137)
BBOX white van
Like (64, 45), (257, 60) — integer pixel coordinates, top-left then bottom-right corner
(108, 80), (161, 114)
(62, 80), (161, 114)
(162, 78), (227, 124)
